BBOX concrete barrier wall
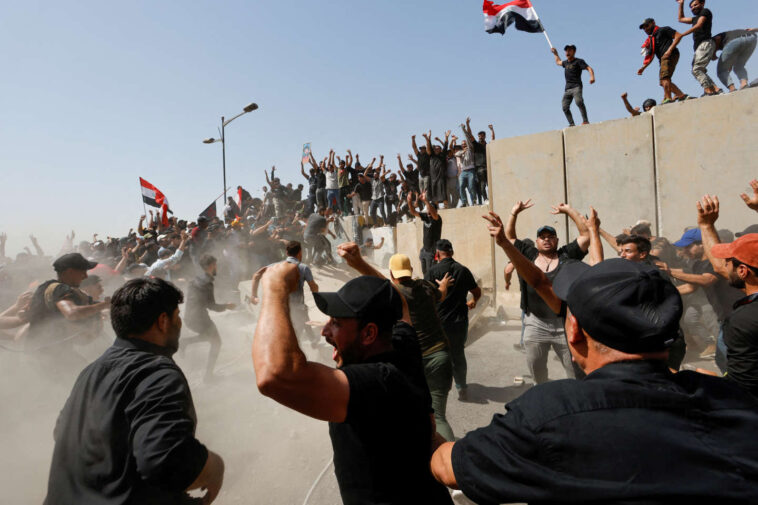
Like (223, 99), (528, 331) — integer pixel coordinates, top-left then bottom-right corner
(564, 113), (657, 257)
(392, 87), (757, 311)
(654, 88), (758, 240)
(487, 130), (568, 308)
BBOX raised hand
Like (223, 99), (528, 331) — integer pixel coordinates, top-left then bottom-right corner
(511, 199), (534, 216)
(696, 195), (720, 226)
(550, 203), (571, 215)
(586, 206), (600, 230)
(488, 124), (494, 130)
(740, 179), (758, 212)
(482, 212), (508, 248)
(621, 92), (628, 99)
(336, 242), (364, 269)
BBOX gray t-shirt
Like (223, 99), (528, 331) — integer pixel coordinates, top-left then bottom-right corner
(285, 256), (313, 304)
(371, 178), (385, 200)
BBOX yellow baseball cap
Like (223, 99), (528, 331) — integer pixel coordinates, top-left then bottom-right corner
(389, 254), (413, 278)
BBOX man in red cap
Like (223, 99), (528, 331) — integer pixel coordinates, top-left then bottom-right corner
(698, 194), (758, 397)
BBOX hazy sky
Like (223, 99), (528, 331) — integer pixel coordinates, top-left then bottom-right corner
(2, 0), (756, 256)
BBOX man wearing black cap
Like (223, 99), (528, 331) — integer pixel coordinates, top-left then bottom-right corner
(426, 239), (481, 398)
(431, 219), (758, 502)
(253, 243), (453, 505)
(638, 18), (688, 103)
(505, 200), (590, 383)
(26, 253), (110, 354)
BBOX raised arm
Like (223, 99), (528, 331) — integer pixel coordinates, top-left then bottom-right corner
(346, 149), (353, 167)
(253, 261), (350, 422)
(505, 199), (534, 243)
(697, 194), (728, 279)
(484, 212), (562, 313)
(300, 162), (309, 180)
(621, 92), (640, 116)
(264, 168), (272, 186)
(551, 47), (563, 66)
(599, 227), (622, 254)
(585, 207), (605, 265)
(462, 118), (475, 144)
(407, 192), (421, 218)
(552, 203), (590, 252)
(397, 154), (406, 173)
(488, 124), (495, 141)
(308, 153), (319, 171)
(420, 191), (438, 220)
(29, 234), (44, 257)
(740, 179), (758, 213)
(677, 0), (692, 24)
(411, 135), (420, 157)
(422, 130), (433, 153)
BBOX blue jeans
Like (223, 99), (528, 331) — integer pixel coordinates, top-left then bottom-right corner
(459, 169), (477, 206)
(717, 34), (757, 88)
(326, 188), (340, 211)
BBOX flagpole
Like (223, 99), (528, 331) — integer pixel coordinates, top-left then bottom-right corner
(529, 1), (554, 50)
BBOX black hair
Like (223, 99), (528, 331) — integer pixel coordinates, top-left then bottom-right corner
(619, 235), (652, 255)
(199, 254), (217, 269)
(286, 240), (302, 257)
(478, 131), (486, 137)
(110, 277), (183, 339)
(729, 257), (758, 275)
(564, 44), (577, 51)
(642, 99), (657, 110)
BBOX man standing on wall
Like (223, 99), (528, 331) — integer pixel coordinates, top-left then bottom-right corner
(672, 0), (722, 96)
(551, 45), (595, 126)
(462, 119), (494, 204)
(426, 239), (481, 400)
(638, 18), (689, 103)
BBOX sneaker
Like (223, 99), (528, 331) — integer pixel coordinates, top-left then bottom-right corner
(662, 98), (674, 104)
(457, 387), (469, 401)
(676, 94), (690, 101)
(699, 344), (717, 359)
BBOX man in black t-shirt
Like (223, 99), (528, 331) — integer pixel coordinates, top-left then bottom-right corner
(408, 191), (443, 275)
(252, 245), (454, 505)
(674, 0), (722, 95)
(462, 118), (495, 204)
(426, 240), (481, 399)
(551, 44), (595, 126)
(506, 200), (590, 383)
(45, 277), (224, 505)
(638, 18), (688, 103)
(412, 134), (432, 195)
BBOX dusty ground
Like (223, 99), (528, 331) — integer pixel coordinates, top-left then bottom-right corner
(0, 261), (718, 505)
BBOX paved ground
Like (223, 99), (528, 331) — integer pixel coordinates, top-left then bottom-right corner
(2, 260), (720, 505)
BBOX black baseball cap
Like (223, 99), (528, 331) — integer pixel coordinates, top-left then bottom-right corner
(53, 253), (98, 273)
(553, 259), (682, 353)
(639, 18), (655, 29)
(314, 276), (402, 328)
(736, 224), (758, 237)
(537, 225), (557, 237)
(436, 239), (454, 253)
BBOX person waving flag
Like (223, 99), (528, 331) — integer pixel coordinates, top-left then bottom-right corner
(483, 0), (544, 35)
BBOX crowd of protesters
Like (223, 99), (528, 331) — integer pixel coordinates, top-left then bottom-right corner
(1, 169), (753, 503)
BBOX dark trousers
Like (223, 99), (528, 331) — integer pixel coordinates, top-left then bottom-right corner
(183, 317), (221, 380)
(419, 248), (435, 276)
(443, 319), (469, 389)
(423, 350), (454, 441)
(562, 86), (589, 125)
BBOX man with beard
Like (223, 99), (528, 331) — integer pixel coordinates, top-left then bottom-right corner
(674, 0), (722, 96)
(462, 118), (494, 204)
(697, 194), (758, 397)
(44, 277), (224, 505)
(252, 243), (453, 505)
(505, 200), (590, 383)
(182, 254), (235, 382)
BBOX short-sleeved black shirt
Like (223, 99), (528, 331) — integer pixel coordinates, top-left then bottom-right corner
(405, 167), (420, 191)
(691, 259), (743, 321)
(45, 338), (208, 505)
(307, 173), (318, 195)
(384, 179), (400, 200)
(417, 152), (431, 177)
(652, 26), (680, 60)
(452, 360), (758, 505)
(419, 213), (443, 251)
(514, 238), (587, 316)
(562, 58), (589, 90)
(329, 322), (454, 505)
(692, 8), (713, 50)
(426, 258), (478, 324)
(470, 139), (487, 169)
(353, 181), (372, 202)
(724, 293), (758, 398)
(396, 279), (448, 356)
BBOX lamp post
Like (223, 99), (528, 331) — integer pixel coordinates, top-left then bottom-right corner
(203, 102), (258, 201)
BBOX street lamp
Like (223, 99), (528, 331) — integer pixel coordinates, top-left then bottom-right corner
(203, 102), (259, 201)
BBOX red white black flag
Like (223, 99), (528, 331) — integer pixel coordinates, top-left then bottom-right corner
(200, 201), (217, 220)
(483, 0), (543, 35)
(139, 177), (171, 212)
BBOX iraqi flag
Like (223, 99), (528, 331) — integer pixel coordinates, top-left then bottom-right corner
(139, 177), (172, 227)
(483, 0), (543, 35)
